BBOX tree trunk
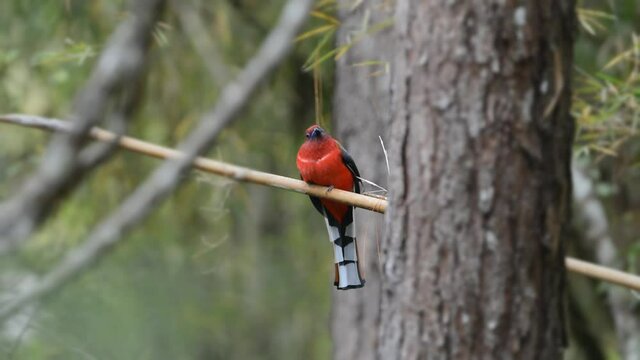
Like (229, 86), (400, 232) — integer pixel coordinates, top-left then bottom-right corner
(380, 1), (575, 359)
(332, 1), (393, 359)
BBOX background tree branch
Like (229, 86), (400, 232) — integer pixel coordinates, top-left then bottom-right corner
(0, 0), (166, 253)
(171, 0), (232, 85)
(0, 0), (313, 323)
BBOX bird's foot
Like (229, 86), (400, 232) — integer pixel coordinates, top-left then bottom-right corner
(325, 185), (334, 193)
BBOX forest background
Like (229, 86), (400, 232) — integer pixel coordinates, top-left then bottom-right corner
(0, 0), (638, 359)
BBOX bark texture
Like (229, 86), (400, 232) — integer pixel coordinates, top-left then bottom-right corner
(380, 1), (575, 359)
(332, 1), (393, 359)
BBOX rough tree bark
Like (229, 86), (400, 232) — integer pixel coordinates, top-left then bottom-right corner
(332, 1), (393, 359)
(380, 1), (575, 359)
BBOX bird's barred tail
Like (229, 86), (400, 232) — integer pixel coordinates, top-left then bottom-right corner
(323, 214), (365, 290)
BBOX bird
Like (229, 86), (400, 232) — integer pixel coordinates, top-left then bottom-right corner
(296, 125), (365, 290)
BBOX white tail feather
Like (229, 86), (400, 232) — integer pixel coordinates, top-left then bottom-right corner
(345, 219), (356, 238)
(330, 230), (364, 289)
(336, 261), (362, 289)
(322, 209), (364, 289)
(323, 216), (340, 243)
(342, 241), (357, 262)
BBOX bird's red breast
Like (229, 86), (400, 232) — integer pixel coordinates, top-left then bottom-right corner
(297, 125), (354, 222)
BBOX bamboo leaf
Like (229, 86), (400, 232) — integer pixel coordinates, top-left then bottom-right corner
(333, 44), (352, 61)
(295, 24), (336, 42)
(310, 10), (340, 25)
(351, 60), (387, 67)
(303, 47), (341, 71)
(588, 144), (618, 157)
(604, 50), (633, 69)
(301, 30), (335, 69)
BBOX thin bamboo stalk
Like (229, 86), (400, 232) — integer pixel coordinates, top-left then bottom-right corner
(89, 127), (388, 214)
(566, 257), (640, 291)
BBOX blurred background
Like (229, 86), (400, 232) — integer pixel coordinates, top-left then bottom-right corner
(0, 0), (638, 359)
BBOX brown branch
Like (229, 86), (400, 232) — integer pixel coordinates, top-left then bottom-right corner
(0, 114), (388, 215)
(0, 0), (313, 323)
(565, 258), (640, 293)
(2, 114), (640, 294)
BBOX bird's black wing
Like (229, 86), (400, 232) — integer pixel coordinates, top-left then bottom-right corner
(301, 175), (325, 215)
(340, 144), (361, 194)
(309, 194), (324, 215)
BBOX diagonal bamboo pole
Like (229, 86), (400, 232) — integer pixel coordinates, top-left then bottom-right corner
(0, 114), (386, 214)
(1, 113), (639, 292)
(565, 257), (640, 292)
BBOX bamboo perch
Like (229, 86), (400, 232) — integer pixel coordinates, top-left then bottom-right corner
(566, 258), (640, 292)
(0, 114), (386, 214)
(1, 113), (640, 292)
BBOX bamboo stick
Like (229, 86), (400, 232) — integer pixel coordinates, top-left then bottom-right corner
(2, 113), (640, 292)
(566, 257), (640, 291)
(89, 127), (388, 214)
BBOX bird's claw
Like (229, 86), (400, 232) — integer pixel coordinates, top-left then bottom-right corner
(326, 185), (334, 193)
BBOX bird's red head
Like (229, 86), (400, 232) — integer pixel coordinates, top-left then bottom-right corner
(305, 125), (326, 141)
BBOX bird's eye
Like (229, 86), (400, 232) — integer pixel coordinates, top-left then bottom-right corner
(305, 133), (310, 138)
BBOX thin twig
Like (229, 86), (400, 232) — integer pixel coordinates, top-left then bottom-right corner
(379, 135), (390, 175)
(2, 115), (640, 293)
(0, 0), (314, 323)
(356, 176), (387, 193)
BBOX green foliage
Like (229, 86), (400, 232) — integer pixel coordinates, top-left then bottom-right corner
(569, 2), (640, 359)
(573, 38), (639, 159)
(574, 3), (639, 160)
(296, 2), (392, 72)
(0, 1), (330, 359)
(0, 0), (638, 359)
